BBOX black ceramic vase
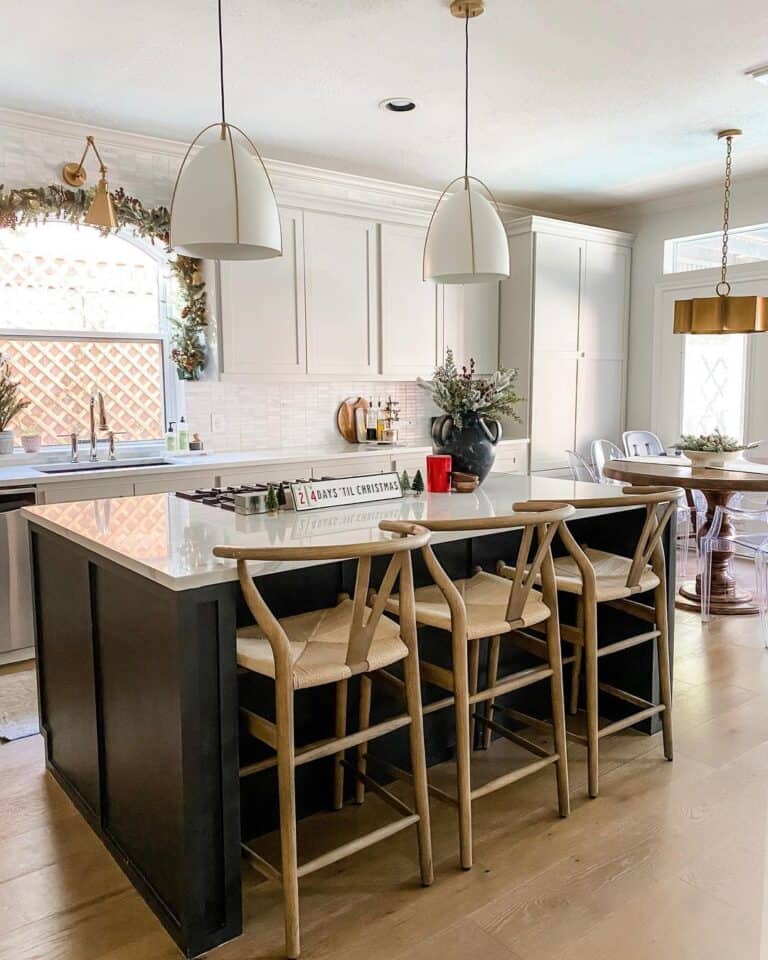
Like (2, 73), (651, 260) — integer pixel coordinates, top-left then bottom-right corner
(431, 413), (502, 483)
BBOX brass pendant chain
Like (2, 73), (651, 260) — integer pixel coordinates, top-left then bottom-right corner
(718, 135), (733, 297)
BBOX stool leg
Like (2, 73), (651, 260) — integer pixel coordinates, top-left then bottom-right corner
(355, 674), (372, 804)
(451, 626), (473, 869)
(583, 601), (600, 799)
(333, 679), (349, 811)
(275, 676), (300, 959)
(403, 649), (434, 886)
(569, 599), (584, 715)
(482, 635), (501, 750)
(654, 579), (674, 761)
(546, 611), (570, 817)
(468, 639), (480, 748)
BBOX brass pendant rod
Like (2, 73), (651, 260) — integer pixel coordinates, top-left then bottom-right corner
(464, 10), (469, 182)
(85, 136), (108, 177)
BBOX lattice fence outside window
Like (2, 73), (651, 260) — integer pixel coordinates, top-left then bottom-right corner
(0, 222), (170, 446)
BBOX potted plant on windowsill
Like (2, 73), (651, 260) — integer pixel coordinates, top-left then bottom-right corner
(418, 351), (521, 484)
(676, 430), (746, 468)
(0, 355), (30, 455)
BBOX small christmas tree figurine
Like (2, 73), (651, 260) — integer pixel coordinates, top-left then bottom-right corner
(412, 469), (425, 494)
(400, 469), (411, 492)
(265, 484), (279, 514)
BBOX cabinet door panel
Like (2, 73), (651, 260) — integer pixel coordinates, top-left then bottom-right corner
(305, 212), (377, 376)
(220, 209), (306, 376)
(533, 233), (582, 352)
(133, 471), (217, 496)
(580, 241), (629, 358)
(530, 353), (578, 472)
(381, 223), (438, 378)
(462, 282), (499, 373)
(575, 357), (624, 458)
(38, 479), (135, 504)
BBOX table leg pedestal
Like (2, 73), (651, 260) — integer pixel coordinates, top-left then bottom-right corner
(677, 489), (757, 615)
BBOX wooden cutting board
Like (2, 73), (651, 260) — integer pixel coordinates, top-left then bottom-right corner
(337, 396), (369, 444)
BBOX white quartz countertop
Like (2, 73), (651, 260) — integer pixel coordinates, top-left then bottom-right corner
(23, 473), (631, 592)
(0, 442), (447, 488)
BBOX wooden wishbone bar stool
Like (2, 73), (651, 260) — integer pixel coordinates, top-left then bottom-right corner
(373, 503), (575, 871)
(213, 523), (433, 960)
(499, 486), (682, 799)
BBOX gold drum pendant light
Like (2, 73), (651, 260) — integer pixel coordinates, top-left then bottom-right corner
(423, 0), (510, 284)
(674, 130), (768, 334)
(170, 0), (282, 261)
(61, 136), (119, 230)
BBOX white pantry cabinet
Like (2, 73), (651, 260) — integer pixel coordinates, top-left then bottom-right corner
(219, 208), (306, 377)
(441, 283), (499, 374)
(380, 223), (439, 379)
(304, 211), (378, 377)
(499, 217), (632, 474)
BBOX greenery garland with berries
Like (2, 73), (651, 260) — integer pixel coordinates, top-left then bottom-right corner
(0, 182), (208, 379)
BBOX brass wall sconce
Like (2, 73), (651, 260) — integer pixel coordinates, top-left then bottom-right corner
(61, 136), (118, 230)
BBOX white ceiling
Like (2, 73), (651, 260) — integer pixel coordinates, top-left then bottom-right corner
(5, 0), (768, 213)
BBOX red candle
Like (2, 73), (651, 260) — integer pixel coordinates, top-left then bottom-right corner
(426, 454), (452, 493)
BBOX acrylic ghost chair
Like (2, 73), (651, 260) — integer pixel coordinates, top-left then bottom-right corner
(590, 439), (625, 485)
(566, 449), (596, 482)
(699, 494), (768, 645)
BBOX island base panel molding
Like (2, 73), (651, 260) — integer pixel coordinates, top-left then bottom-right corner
(30, 527), (242, 958)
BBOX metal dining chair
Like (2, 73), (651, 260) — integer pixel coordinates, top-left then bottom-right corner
(566, 449), (596, 482)
(622, 430), (666, 458)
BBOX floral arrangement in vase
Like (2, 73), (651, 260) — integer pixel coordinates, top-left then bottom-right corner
(0, 354), (30, 455)
(418, 351), (521, 484)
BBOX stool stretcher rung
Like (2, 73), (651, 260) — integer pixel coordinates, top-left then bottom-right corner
(480, 715), (552, 759)
(368, 754), (458, 806)
(240, 707), (277, 748)
(597, 630), (660, 658)
(422, 694), (456, 716)
(295, 714), (412, 767)
(241, 843), (281, 882)
(296, 815), (419, 878)
(598, 681), (656, 710)
(492, 704), (554, 734)
(470, 754), (559, 801)
(339, 758), (414, 818)
(240, 755), (278, 778)
(468, 665), (553, 705)
(597, 704), (664, 738)
(605, 596), (656, 623)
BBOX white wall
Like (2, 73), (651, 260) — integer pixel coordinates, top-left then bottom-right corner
(588, 169), (768, 431)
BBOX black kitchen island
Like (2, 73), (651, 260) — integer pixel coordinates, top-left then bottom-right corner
(23, 475), (675, 957)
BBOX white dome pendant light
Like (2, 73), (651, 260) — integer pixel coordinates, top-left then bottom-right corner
(170, 0), (282, 261)
(424, 0), (509, 284)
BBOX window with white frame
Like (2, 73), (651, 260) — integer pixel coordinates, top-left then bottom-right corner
(0, 221), (174, 448)
(665, 223), (768, 442)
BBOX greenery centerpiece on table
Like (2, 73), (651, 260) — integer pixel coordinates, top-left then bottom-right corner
(677, 429), (746, 467)
(0, 183), (208, 380)
(0, 353), (31, 454)
(418, 350), (521, 484)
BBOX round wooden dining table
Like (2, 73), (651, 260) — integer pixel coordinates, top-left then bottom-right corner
(603, 458), (768, 615)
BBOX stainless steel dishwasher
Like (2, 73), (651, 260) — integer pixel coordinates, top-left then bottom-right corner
(0, 487), (37, 661)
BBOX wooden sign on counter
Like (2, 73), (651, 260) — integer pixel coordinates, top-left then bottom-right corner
(290, 473), (403, 512)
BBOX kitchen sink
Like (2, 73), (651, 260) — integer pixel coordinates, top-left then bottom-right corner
(36, 457), (174, 475)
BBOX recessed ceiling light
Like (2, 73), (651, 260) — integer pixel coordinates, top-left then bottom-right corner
(379, 98), (417, 113)
(746, 64), (768, 86)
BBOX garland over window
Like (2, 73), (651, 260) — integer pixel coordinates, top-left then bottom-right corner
(0, 183), (207, 379)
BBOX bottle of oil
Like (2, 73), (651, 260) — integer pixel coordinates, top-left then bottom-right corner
(366, 397), (378, 441)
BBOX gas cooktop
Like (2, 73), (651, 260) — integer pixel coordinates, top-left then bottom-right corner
(176, 482), (305, 511)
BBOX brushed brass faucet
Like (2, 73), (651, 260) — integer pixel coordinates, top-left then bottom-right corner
(89, 390), (109, 462)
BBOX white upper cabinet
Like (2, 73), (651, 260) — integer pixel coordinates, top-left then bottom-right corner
(441, 283), (499, 373)
(380, 223), (438, 378)
(219, 208), (306, 376)
(304, 211), (378, 377)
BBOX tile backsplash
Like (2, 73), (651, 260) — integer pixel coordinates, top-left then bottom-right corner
(181, 380), (437, 452)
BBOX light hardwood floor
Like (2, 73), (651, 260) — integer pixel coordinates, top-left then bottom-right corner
(2, 608), (768, 960)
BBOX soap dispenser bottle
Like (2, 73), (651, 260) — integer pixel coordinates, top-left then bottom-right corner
(165, 421), (177, 453)
(178, 417), (189, 452)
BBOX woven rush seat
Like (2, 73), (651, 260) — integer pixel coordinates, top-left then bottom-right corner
(237, 599), (407, 690)
(553, 547), (661, 602)
(384, 570), (550, 639)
